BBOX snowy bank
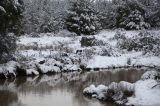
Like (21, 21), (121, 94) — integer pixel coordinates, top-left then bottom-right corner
(16, 30), (160, 70)
(1, 30), (160, 78)
(83, 84), (108, 100)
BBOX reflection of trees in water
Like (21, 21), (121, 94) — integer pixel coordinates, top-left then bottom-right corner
(0, 79), (25, 106)
(0, 68), (146, 106)
(0, 90), (18, 106)
(83, 69), (146, 86)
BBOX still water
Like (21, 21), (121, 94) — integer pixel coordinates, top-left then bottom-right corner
(0, 69), (146, 106)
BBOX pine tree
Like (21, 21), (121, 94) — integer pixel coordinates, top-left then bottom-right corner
(95, 0), (116, 29)
(123, 9), (150, 30)
(143, 0), (160, 28)
(65, 0), (100, 35)
(115, 0), (150, 30)
(0, 0), (23, 34)
(0, 0), (23, 63)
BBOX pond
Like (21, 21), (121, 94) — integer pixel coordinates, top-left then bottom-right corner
(0, 69), (146, 106)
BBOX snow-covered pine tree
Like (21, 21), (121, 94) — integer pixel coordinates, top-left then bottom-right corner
(95, 0), (116, 29)
(115, 0), (150, 30)
(0, 0), (23, 63)
(142, 0), (160, 28)
(125, 9), (150, 30)
(65, 0), (100, 35)
(0, 0), (23, 34)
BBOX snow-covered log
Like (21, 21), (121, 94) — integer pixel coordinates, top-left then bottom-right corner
(83, 84), (108, 100)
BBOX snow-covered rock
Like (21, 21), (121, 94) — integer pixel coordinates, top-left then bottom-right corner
(141, 71), (160, 80)
(83, 84), (108, 100)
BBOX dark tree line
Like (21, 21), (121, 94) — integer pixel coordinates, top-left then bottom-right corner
(1, 0), (160, 34)
(0, 0), (23, 34)
(0, 0), (23, 63)
(18, 0), (160, 35)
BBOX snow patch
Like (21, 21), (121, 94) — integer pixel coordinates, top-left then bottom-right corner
(127, 80), (160, 106)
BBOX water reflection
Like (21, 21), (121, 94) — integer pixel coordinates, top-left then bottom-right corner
(0, 69), (146, 106)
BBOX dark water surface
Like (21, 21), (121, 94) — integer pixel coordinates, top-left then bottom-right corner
(0, 69), (146, 106)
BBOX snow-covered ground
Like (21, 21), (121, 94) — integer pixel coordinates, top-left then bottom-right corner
(87, 55), (160, 68)
(17, 30), (160, 68)
(127, 79), (160, 105)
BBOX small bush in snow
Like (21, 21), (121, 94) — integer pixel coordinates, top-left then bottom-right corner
(81, 36), (95, 47)
(100, 45), (119, 57)
(54, 43), (74, 53)
(81, 36), (107, 47)
(117, 30), (160, 56)
(14, 52), (29, 62)
(127, 58), (131, 65)
(94, 39), (107, 46)
(100, 48), (112, 56)
(83, 48), (96, 60)
(117, 38), (135, 51)
(112, 30), (126, 40)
